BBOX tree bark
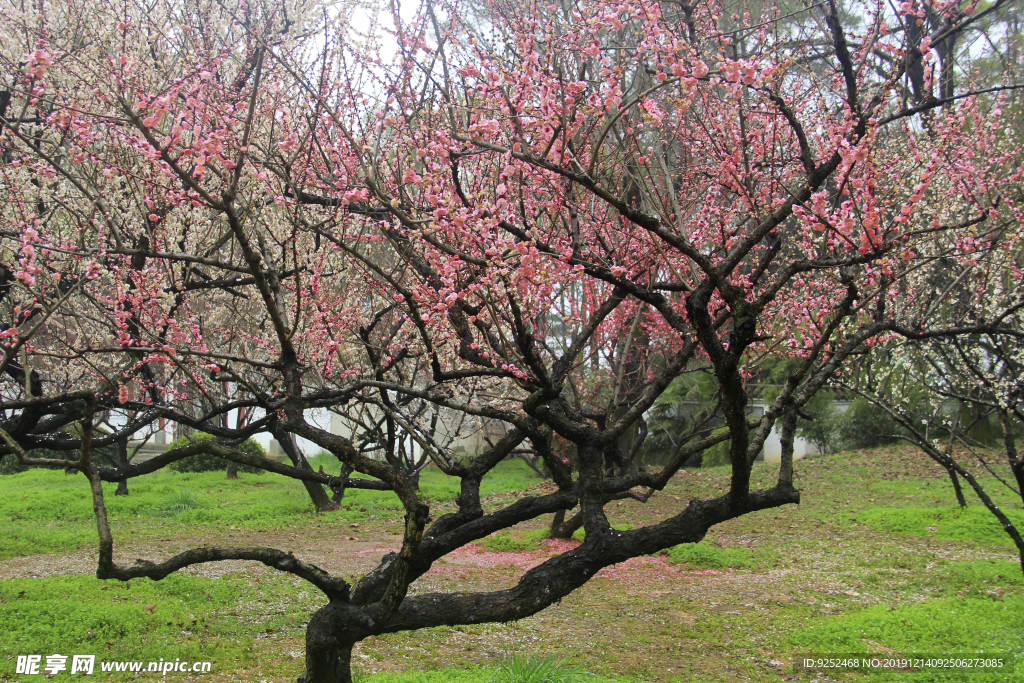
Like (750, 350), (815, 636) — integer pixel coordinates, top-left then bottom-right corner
(300, 600), (373, 683)
(998, 409), (1024, 507)
(549, 508), (584, 539)
(947, 467), (967, 507)
(330, 464), (353, 504)
(778, 409), (797, 488)
(273, 429), (338, 512)
(302, 637), (352, 683)
(229, 405), (245, 480)
(114, 440), (130, 496)
(682, 450), (704, 468)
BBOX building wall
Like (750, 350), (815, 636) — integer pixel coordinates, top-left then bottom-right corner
(754, 399), (851, 463)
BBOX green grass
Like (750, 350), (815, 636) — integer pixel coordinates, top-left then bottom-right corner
(2, 521), (96, 559)
(422, 457), (543, 501)
(0, 572), (328, 680)
(4, 446), (1024, 683)
(789, 591), (1024, 682)
(155, 488), (210, 517)
(0, 458), (545, 560)
(492, 652), (596, 683)
(350, 668), (629, 683)
(1, 575), (251, 664)
(483, 535), (534, 553)
(481, 526), (556, 552)
(664, 542), (757, 570)
(355, 671), (492, 683)
(857, 505), (1024, 545)
(927, 558), (1024, 593)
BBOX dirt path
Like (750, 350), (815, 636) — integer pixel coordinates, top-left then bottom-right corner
(0, 529), (406, 581)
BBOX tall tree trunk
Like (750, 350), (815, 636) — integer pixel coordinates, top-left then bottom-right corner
(947, 467), (967, 507)
(273, 429), (338, 512)
(330, 464), (353, 504)
(228, 405), (245, 480)
(998, 409), (1024, 507)
(114, 440), (130, 496)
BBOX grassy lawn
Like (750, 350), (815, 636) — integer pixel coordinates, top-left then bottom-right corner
(0, 456), (538, 561)
(1, 448), (1022, 682)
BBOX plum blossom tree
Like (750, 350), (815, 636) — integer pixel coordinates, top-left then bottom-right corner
(839, 225), (1024, 572)
(0, 0), (1022, 680)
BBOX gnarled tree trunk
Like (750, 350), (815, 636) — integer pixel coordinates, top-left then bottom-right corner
(301, 605), (356, 683)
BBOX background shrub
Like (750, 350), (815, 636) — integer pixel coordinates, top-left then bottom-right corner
(167, 433), (267, 475)
(0, 454), (28, 475)
(836, 397), (905, 449)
